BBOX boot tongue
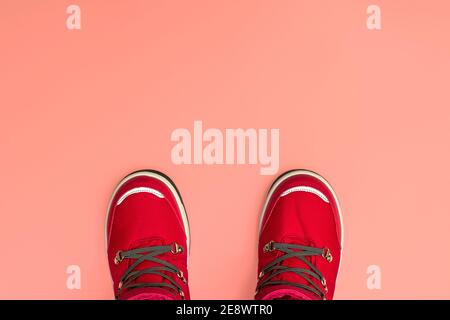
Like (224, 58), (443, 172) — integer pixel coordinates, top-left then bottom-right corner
(119, 287), (176, 300)
(121, 238), (177, 297)
(257, 285), (318, 300)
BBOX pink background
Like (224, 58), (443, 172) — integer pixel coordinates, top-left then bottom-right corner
(1, 1), (449, 299)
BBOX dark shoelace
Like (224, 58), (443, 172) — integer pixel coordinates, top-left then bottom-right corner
(256, 241), (332, 300)
(113, 243), (186, 299)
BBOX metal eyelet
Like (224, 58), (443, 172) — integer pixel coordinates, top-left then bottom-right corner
(179, 289), (185, 300)
(114, 250), (123, 265)
(177, 270), (187, 283)
(321, 278), (329, 293)
(263, 241), (275, 253)
(171, 242), (183, 254)
(118, 281), (123, 290)
(258, 271), (264, 279)
(322, 247), (333, 263)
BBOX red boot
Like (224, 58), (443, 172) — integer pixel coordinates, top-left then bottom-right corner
(256, 170), (343, 300)
(106, 170), (190, 300)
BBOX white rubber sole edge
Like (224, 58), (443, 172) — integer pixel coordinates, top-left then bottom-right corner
(105, 170), (190, 260)
(258, 169), (344, 283)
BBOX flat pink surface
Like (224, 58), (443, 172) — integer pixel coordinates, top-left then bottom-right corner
(1, 1), (449, 299)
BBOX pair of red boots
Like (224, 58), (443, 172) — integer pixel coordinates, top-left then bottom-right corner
(106, 169), (343, 300)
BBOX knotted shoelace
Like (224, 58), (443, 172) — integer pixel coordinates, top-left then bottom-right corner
(113, 243), (186, 299)
(256, 241), (332, 300)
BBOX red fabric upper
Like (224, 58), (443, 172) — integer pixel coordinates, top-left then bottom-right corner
(257, 172), (342, 300)
(106, 174), (189, 300)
